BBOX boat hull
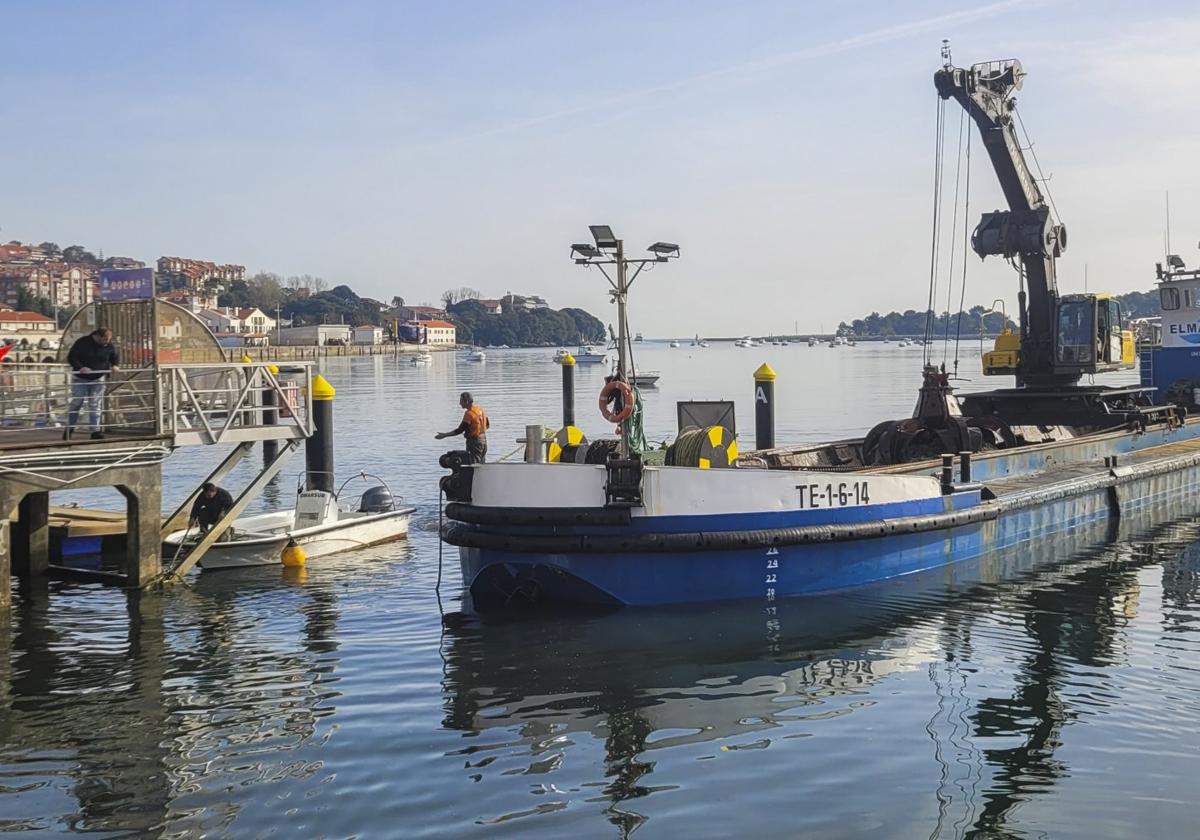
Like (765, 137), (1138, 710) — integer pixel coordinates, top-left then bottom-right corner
(445, 423), (1200, 610)
(165, 509), (414, 570)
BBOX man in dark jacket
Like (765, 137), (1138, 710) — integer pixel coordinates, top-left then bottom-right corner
(65, 327), (119, 440)
(189, 482), (235, 535)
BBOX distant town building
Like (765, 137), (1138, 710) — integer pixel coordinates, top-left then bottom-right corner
(102, 256), (146, 270)
(0, 309), (56, 333)
(195, 306), (275, 337)
(156, 256), (245, 294)
(0, 265), (94, 309)
(353, 325), (384, 345)
(420, 319), (457, 346)
(275, 324), (353, 346)
(502, 293), (549, 312)
(397, 305), (447, 322)
(470, 298), (504, 315)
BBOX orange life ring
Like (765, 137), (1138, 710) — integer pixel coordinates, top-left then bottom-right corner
(599, 380), (634, 423)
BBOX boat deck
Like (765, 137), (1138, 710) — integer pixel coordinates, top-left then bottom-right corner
(986, 434), (1200, 508)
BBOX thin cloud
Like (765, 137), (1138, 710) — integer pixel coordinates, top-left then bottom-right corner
(470, 0), (1049, 139)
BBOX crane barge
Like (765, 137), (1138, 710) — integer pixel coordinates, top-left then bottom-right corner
(439, 55), (1200, 612)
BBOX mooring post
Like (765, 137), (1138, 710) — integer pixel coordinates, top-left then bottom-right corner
(940, 454), (955, 494)
(525, 425), (546, 463)
(262, 363), (279, 465)
(306, 374), (335, 493)
(959, 450), (972, 483)
(754, 363), (777, 450)
(560, 352), (576, 427)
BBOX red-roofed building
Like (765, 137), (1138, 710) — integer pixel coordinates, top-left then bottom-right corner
(0, 309), (55, 330)
(419, 319), (456, 346)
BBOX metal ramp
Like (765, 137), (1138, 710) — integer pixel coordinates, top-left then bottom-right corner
(158, 438), (302, 581)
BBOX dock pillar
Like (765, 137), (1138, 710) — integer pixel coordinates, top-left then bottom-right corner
(959, 450), (972, 483)
(754, 363), (777, 450)
(119, 480), (162, 588)
(262, 363), (279, 465)
(0, 505), (11, 611)
(12, 492), (50, 578)
(306, 374), (336, 493)
(560, 353), (576, 427)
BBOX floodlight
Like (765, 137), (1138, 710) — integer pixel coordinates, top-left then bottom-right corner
(589, 225), (618, 250)
(571, 243), (601, 260)
(647, 242), (680, 258)
(1168, 254), (1186, 269)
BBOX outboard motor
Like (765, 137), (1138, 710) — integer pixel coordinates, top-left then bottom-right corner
(359, 485), (395, 513)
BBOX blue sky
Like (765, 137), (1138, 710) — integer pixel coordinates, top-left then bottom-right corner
(3, 0), (1198, 334)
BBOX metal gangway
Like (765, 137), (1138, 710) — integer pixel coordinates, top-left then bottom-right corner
(0, 360), (316, 587)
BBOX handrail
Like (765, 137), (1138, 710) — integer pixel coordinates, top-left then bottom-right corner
(0, 361), (314, 450)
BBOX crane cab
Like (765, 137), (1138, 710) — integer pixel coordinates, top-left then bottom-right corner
(982, 293), (1136, 378)
(1054, 293), (1135, 374)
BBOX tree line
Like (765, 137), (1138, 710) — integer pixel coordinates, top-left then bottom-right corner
(447, 299), (605, 346)
(838, 290), (1159, 337)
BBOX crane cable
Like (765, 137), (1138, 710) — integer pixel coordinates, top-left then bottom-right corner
(923, 95), (948, 364)
(952, 126), (972, 377)
(941, 109), (967, 366)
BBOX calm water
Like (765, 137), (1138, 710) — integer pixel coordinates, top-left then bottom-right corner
(5, 342), (1199, 838)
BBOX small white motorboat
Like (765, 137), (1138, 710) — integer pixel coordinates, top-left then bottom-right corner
(734, 337), (752, 348)
(465, 348), (487, 362)
(630, 371), (660, 388)
(411, 351), (433, 365)
(165, 474), (415, 570)
(553, 348), (571, 362)
(574, 345), (607, 363)
(669, 340), (680, 348)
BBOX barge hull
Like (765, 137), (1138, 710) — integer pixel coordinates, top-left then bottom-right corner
(452, 433), (1200, 610)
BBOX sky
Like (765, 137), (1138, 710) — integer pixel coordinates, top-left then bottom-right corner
(3, 0), (1199, 335)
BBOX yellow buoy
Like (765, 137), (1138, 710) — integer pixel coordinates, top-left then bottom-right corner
(281, 537), (307, 567)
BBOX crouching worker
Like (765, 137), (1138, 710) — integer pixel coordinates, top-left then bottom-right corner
(189, 482), (235, 541)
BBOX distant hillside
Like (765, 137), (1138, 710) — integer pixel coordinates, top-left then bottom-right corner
(447, 300), (604, 347)
(840, 289), (1160, 337)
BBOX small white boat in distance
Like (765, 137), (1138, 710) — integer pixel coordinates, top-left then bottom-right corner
(669, 340), (680, 348)
(165, 474), (415, 570)
(630, 371), (660, 388)
(574, 345), (607, 363)
(465, 348), (486, 362)
(734, 337), (753, 348)
(411, 351), (433, 365)
(553, 348), (570, 362)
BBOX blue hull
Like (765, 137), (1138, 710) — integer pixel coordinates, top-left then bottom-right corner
(451, 423), (1200, 610)
(460, 465), (1199, 608)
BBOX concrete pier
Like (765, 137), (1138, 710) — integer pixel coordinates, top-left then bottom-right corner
(1, 446), (169, 588)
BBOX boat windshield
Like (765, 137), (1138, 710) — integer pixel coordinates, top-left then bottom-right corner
(1056, 299), (1095, 364)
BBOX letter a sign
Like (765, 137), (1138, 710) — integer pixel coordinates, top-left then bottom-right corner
(756, 386), (768, 404)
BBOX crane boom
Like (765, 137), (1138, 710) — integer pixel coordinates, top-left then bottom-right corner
(935, 59), (1071, 387)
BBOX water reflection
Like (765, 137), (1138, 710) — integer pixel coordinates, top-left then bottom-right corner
(440, 502), (1200, 836)
(0, 570), (348, 836)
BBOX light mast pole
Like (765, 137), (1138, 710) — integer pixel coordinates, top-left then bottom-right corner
(570, 228), (680, 460)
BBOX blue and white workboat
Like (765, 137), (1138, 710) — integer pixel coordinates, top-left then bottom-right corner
(440, 55), (1200, 612)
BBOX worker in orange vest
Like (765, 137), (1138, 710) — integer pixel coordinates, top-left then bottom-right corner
(436, 391), (490, 463)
